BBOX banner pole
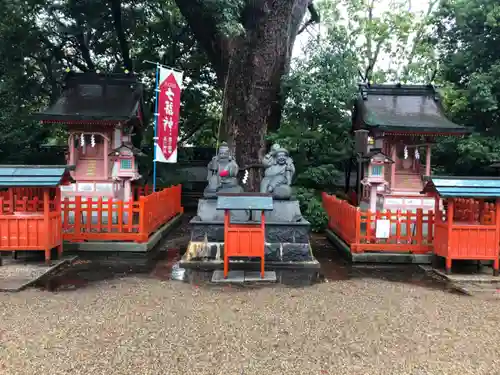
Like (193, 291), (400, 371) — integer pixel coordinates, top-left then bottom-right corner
(143, 60), (183, 73)
(152, 64), (160, 192)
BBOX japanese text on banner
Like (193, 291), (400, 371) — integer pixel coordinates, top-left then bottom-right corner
(155, 67), (183, 163)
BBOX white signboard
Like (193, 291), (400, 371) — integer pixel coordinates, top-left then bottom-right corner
(423, 199), (435, 207)
(404, 199), (421, 206)
(95, 183), (113, 192)
(375, 219), (391, 239)
(385, 198), (403, 205)
(60, 184), (76, 192)
(77, 183), (94, 192)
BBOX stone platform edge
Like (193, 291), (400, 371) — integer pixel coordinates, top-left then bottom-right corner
(0, 256), (79, 292)
(325, 229), (432, 264)
(419, 264), (500, 283)
(63, 213), (183, 252)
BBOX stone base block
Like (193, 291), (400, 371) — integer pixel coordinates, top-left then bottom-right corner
(185, 240), (314, 263)
(190, 220), (310, 243)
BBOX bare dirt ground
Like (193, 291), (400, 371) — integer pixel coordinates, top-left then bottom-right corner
(1, 215), (500, 375)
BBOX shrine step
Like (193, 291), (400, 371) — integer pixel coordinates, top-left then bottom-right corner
(211, 270), (277, 283)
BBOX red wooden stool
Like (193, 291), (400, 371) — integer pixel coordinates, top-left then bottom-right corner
(216, 193), (274, 279)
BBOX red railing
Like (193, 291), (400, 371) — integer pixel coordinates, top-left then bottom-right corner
(322, 192), (433, 254)
(62, 185), (182, 243)
(0, 196), (58, 214)
(0, 189), (63, 262)
(322, 192), (360, 245)
(140, 185), (182, 240)
(358, 208), (433, 253)
(0, 187), (48, 201)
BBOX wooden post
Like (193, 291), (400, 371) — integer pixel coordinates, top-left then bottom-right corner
(391, 144), (396, 190)
(425, 144), (431, 177)
(8, 188), (14, 214)
(68, 133), (75, 166)
(353, 207), (361, 252)
(103, 134), (109, 179)
(479, 199), (484, 224)
(434, 194), (440, 222)
(43, 189), (51, 264)
(138, 196), (147, 242)
(445, 199), (454, 274)
(55, 187), (63, 258)
(495, 199), (500, 276)
(416, 208), (423, 244)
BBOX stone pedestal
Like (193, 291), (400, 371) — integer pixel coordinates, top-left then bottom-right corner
(194, 198), (249, 222)
(185, 197), (315, 265)
(186, 219), (313, 263)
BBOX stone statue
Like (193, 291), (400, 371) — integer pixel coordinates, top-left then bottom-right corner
(204, 142), (243, 197)
(260, 144), (295, 199)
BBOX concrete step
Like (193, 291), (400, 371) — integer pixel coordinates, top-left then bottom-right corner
(395, 180), (422, 184)
(390, 190), (424, 195)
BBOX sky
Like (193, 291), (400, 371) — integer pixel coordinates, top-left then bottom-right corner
(292, 0), (433, 72)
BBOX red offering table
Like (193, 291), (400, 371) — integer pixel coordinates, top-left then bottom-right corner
(216, 193), (274, 279)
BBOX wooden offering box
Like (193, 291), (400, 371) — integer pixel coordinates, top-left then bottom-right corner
(216, 193), (274, 279)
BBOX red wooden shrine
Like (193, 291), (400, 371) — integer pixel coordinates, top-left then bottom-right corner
(216, 193), (274, 279)
(351, 84), (469, 211)
(0, 166), (72, 263)
(423, 177), (500, 275)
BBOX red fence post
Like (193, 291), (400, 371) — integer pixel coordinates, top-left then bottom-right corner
(138, 196), (147, 242)
(353, 208), (361, 252)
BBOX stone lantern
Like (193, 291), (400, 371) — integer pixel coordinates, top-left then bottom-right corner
(362, 148), (394, 211)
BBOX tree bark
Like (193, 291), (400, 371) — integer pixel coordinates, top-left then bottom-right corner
(175, 0), (311, 191)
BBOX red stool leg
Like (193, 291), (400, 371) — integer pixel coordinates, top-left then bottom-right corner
(224, 254), (229, 279)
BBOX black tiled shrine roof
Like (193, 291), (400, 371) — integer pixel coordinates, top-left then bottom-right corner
(354, 84), (469, 134)
(33, 72), (144, 122)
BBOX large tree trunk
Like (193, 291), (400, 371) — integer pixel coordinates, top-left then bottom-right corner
(175, 0), (311, 191)
(223, 1), (310, 191)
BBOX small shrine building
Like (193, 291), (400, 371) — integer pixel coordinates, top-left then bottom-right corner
(34, 72), (146, 201)
(352, 83), (469, 211)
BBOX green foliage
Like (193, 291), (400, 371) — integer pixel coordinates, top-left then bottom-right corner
(319, 0), (439, 83)
(0, 0), (219, 166)
(432, 134), (500, 176)
(271, 26), (358, 231)
(427, 0), (500, 175)
(294, 187), (328, 232)
(434, 0), (500, 132)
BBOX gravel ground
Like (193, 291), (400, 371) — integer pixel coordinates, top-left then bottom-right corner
(1, 275), (500, 375)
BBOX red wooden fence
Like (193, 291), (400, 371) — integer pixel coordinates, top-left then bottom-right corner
(62, 185), (182, 243)
(322, 192), (433, 254)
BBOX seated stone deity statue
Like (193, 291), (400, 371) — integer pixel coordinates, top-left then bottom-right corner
(204, 142), (243, 197)
(260, 145), (295, 199)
